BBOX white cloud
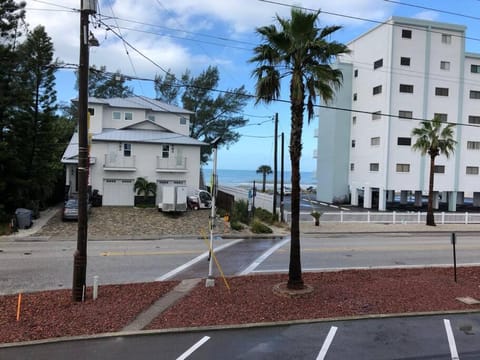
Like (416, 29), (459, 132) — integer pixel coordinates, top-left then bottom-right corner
(411, 10), (440, 22)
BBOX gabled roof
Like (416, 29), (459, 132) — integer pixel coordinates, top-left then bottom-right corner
(84, 96), (194, 115)
(92, 129), (206, 146)
(118, 119), (169, 132)
(62, 132), (78, 163)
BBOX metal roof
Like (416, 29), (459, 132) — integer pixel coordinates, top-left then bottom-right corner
(92, 129), (206, 146)
(85, 96), (194, 114)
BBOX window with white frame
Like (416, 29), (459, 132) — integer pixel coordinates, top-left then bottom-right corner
(112, 111), (121, 120)
(441, 34), (452, 44)
(370, 137), (380, 146)
(470, 90), (480, 99)
(370, 163), (379, 172)
(397, 137), (411, 146)
(399, 84), (414, 93)
(351, 139), (356, 148)
(435, 87), (449, 96)
(468, 115), (480, 124)
(354, 69), (358, 77)
(373, 85), (382, 95)
(400, 57), (410, 66)
(124, 112), (133, 121)
(162, 145), (170, 158)
(434, 165), (445, 173)
(467, 141), (480, 150)
(466, 166), (479, 175)
(434, 113), (448, 122)
(147, 114), (155, 121)
(471, 64), (480, 74)
(180, 117), (187, 125)
(440, 61), (450, 70)
(123, 143), (131, 157)
(373, 59), (383, 69)
(402, 29), (412, 39)
(372, 111), (382, 120)
(396, 163), (410, 173)
(350, 163), (354, 171)
(353, 93), (357, 101)
(399, 110), (413, 119)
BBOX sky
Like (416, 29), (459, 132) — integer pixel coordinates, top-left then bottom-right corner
(23, 0), (480, 171)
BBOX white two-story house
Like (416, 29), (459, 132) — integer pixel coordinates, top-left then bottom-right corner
(61, 96), (206, 206)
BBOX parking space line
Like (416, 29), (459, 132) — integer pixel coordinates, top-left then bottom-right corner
(316, 326), (338, 360)
(176, 336), (210, 360)
(238, 237), (290, 275)
(444, 319), (460, 360)
(156, 239), (243, 281)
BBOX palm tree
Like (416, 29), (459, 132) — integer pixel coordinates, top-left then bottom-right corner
(256, 165), (272, 192)
(412, 116), (456, 226)
(134, 177), (157, 201)
(249, 8), (349, 289)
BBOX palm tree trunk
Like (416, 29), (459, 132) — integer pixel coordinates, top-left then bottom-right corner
(426, 155), (436, 226)
(287, 71), (304, 289)
(262, 173), (266, 192)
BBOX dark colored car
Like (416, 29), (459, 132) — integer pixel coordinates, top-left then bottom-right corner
(62, 199), (91, 221)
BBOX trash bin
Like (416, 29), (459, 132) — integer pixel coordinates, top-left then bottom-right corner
(15, 208), (33, 229)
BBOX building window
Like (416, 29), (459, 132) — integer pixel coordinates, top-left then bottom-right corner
(468, 115), (480, 124)
(373, 85), (382, 95)
(162, 145), (170, 158)
(399, 84), (414, 93)
(352, 116), (357, 125)
(373, 59), (383, 69)
(354, 69), (358, 77)
(180, 117), (187, 125)
(370, 137), (380, 146)
(370, 163), (379, 172)
(124, 112), (133, 121)
(396, 164), (410, 173)
(470, 90), (480, 99)
(88, 108), (95, 116)
(471, 64), (480, 74)
(351, 139), (356, 148)
(399, 110), (413, 119)
(372, 111), (382, 120)
(350, 163), (354, 171)
(353, 93), (357, 101)
(400, 57), (410, 66)
(434, 113), (448, 122)
(397, 137), (412, 146)
(467, 141), (480, 150)
(466, 166), (479, 175)
(434, 165), (445, 174)
(123, 143), (131, 157)
(441, 34), (452, 44)
(440, 61), (450, 70)
(147, 115), (155, 121)
(402, 29), (412, 39)
(435, 87), (449, 96)
(112, 111), (121, 120)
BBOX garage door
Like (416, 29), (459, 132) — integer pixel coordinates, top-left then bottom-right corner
(103, 179), (135, 206)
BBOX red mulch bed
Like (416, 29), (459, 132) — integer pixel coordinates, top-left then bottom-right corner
(2, 268), (480, 345)
(0, 281), (177, 344)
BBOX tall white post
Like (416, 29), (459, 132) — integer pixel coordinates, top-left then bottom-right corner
(206, 139), (219, 287)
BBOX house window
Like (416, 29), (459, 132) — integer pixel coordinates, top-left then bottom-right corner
(180, 117), (187, 125)
(162, 145), (170, 158)
(471, 64), (480, 73)
(373, 85), (382, 95)
(399, 110), (413, 119)
(147, 115), (155, 121)
(402, 29), (412, 39)
(370, 137), (380, 146)
(370, 163), (379, 172)
(354, 69), (358, 77)
(396, 164), (410, 173)
(397, 137), (411, 146)
(372, 111), (382, 120)
(434, 113), (448, 122)
(88, 108), (95, 115)
(470, 90), (480, 99)
(468, 115), (480, 124)
(373, 59), (383, 69)
(440, 61), (450, 70)
(434, 165), (445, 174)
(350, 163), (354, 171)
(124, 112), (133, 121)
(400, 57), (410, 66)
(123, 143), (131, 157)
(112, 111), (121, 120)
(435, 87), (449, 96)
(352, 116), (357, 125)
(353, 93), (357, 101)
(467, 141), (480, 150)
(441, 34), (452, 44)
(466, 166), (479, 175)
(351, 139), (356, 148)
(399, 84), (414, 93)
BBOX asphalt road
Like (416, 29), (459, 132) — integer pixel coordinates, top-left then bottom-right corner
(2, 313), (479, 359)
(2, 233), (480, 295)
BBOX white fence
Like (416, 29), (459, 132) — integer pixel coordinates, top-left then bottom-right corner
(287, 211), (480, 224)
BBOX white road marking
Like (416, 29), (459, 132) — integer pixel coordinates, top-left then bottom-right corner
(176, 336), (210, 360)
(238, 237), (290, 275)
(444, 319), (460, 360)
(156, 239), (243, 281)
(316, 326), (338, 360)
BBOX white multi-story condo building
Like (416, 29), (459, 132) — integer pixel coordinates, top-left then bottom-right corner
(316, 16), (480, 211)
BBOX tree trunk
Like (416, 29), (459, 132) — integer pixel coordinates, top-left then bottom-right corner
(287, 71), (304, 290)
(262, 173), (266, 192)
(426, 154), (436, 226)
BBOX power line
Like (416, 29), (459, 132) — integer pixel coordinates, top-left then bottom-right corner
(30, 0), (78, 11)
(384, 0), (480, 22)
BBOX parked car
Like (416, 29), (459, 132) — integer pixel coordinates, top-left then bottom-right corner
(62, 199), (91, 221)
(187, 190), (212, 210)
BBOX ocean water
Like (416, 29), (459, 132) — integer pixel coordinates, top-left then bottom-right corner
(202, 168), (316, 188)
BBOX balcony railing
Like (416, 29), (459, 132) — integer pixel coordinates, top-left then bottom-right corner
(104, 154), (136, 170)
(156, 156), (187, 171)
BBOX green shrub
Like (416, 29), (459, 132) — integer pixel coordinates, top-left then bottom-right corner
(254, 207), (275, 224)
(230, 220), (244, 231)
(232, 199), (249, 224)
(250, 219), (273, 234)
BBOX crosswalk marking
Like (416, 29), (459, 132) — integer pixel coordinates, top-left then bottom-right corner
(444, 319), (460, 360)
(316, 326), (338, 360)
(176, 336), (210, 360)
